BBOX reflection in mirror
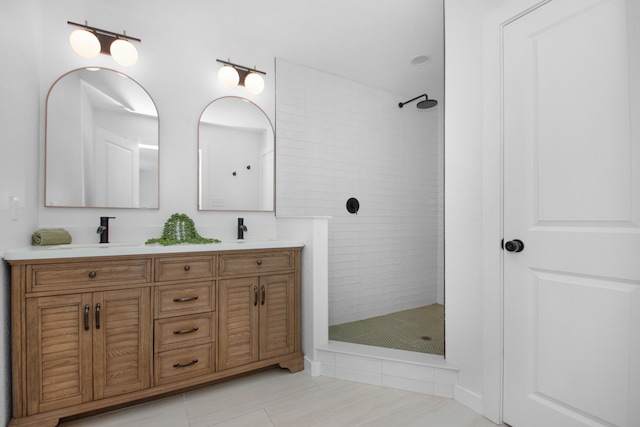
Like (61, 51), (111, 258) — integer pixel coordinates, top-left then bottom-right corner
(198, 97), (274, 211)
(45, 68), (159, 208)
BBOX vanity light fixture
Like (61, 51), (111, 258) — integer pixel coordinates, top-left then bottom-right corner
(68, 21), (141, 67)
(216, 59), (266, 94)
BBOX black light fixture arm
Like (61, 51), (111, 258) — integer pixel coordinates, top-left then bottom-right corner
(216, 59), (266, 75)
(67, 21), (141, 43)
(398, 94), (427, 108)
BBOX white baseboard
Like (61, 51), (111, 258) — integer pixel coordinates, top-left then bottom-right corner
(454, 384), (483, 414)
(304, 356), (322, 376)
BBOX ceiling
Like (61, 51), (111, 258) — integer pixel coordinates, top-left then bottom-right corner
(230, 0), (444, 101)
(122, 0), (444, 102)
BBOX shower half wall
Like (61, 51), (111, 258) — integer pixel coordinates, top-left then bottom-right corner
(275, 58), (444, 326)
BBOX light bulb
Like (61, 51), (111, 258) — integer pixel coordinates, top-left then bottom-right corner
(69, 29), (100, 58)
(110, 39), (138, 67)
(244, 72), (264, 95)
(218, 65), (239, 89)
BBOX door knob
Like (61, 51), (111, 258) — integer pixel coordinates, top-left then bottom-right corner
(505, 239), (525, 252)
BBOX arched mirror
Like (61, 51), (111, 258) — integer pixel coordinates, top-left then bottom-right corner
(198, 96), (274, 211)
(45, 68), (159, 208)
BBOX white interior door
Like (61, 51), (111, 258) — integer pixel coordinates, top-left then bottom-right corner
(95, 127), (139, 208)
(503, 0), (640, 426)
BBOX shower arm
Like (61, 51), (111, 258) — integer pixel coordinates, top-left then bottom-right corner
(398, 94), (427, 108)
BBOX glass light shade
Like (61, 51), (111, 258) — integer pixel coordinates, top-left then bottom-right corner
(69, 29), (100, 58)
(244, 72), (265, 95)
(110, 39), (138, 67)
(218, 65), (239, 89)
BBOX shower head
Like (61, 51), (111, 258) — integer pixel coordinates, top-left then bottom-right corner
(417, 98), (438, 109)
(398, 94), (438, 109)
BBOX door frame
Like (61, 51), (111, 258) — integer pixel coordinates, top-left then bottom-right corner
(481, 0), (553, 423)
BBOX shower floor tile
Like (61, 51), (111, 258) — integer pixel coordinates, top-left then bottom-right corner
(329, 304), (445, 355)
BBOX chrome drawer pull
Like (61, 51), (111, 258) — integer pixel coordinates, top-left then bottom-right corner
(173, 296), (199, 303)
(173, 327), (199, 335)
(173, 359), (198, 368)
(88, 271), (97, 278)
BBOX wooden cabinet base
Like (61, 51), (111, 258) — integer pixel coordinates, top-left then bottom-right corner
(7, 247), (303, 427)
(9, 354), (304, 427)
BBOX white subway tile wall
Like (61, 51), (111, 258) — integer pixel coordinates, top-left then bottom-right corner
(275, 58), (444, 325)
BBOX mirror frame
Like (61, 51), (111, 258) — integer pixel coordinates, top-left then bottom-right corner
(44, 67), (160, 209)
(197, 96), (275, 212)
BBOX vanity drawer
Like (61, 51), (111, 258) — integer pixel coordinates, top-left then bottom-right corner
(155, 313), (215, 353)
(155, 343), (214, 386)
(219, 251), (295, 276)
(156, 281), (214, 318)
(28, 258), (152, 292)
(154, 255), (216, 282)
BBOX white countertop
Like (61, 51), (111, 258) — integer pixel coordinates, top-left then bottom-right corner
(2, 240), (305, 261)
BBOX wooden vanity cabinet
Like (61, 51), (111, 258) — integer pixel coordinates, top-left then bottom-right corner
(218, 251), (298, 370)
(218, 273), (295, 370)
(8, 246), (302, 427)
(153, 255), (217, 386)
(22, 263), (152, 416)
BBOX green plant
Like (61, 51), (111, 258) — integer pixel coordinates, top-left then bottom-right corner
(145, 213), (220, 246)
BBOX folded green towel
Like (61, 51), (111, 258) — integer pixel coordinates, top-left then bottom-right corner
(32, 228), (72, 246)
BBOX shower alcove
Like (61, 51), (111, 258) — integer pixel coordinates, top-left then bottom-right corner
(275, 55), (454, 395)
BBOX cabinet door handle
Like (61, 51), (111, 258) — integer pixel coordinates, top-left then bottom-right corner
(254, 286), (258, 306)
(173, 327), (199, 335)
(173, 359), (198, 368)
(95, 303), (101, 329)
(173, 296), (199, 303)
(261, 285), (266, 305)
(84, 304), (90, 331)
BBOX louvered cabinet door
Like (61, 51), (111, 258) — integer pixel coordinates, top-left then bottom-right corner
(218, 277), (259, 370)
(92, 288), (152, 399)
(259, 274), (295, 360)
(25, 294), (93, 415)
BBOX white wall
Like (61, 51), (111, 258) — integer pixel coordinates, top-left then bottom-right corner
(35, 0), (280, 243)
(0, 1), (467, 424)
(275, 59), (443, 325)
(444, 0), (510, 420)
(0, 0), (41, 424)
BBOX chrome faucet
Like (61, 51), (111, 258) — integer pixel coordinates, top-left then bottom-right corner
(97, 216), (115, 243)
(237, 218), (248, 239)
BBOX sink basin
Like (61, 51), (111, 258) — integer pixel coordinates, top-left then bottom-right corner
(43, 242), (143, 250)
(223, 239), (275, 244)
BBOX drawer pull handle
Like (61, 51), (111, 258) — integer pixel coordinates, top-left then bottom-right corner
(261, 285), (266, 305)
(88, 271), (97, 278)
(174, 327), (199, 335)
(184, 265), (191, 271)
(84, 304), (90, 331)
(173, 296), (199, 303)
(254, 286), (258, 306)
(173, 359), (198, 368)
(95, 303), (101, 329)
(257, 259), (263, 265)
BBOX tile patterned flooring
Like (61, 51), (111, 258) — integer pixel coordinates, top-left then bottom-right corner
(59, 368), (500, 427)
(329, 305), (445, 355)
